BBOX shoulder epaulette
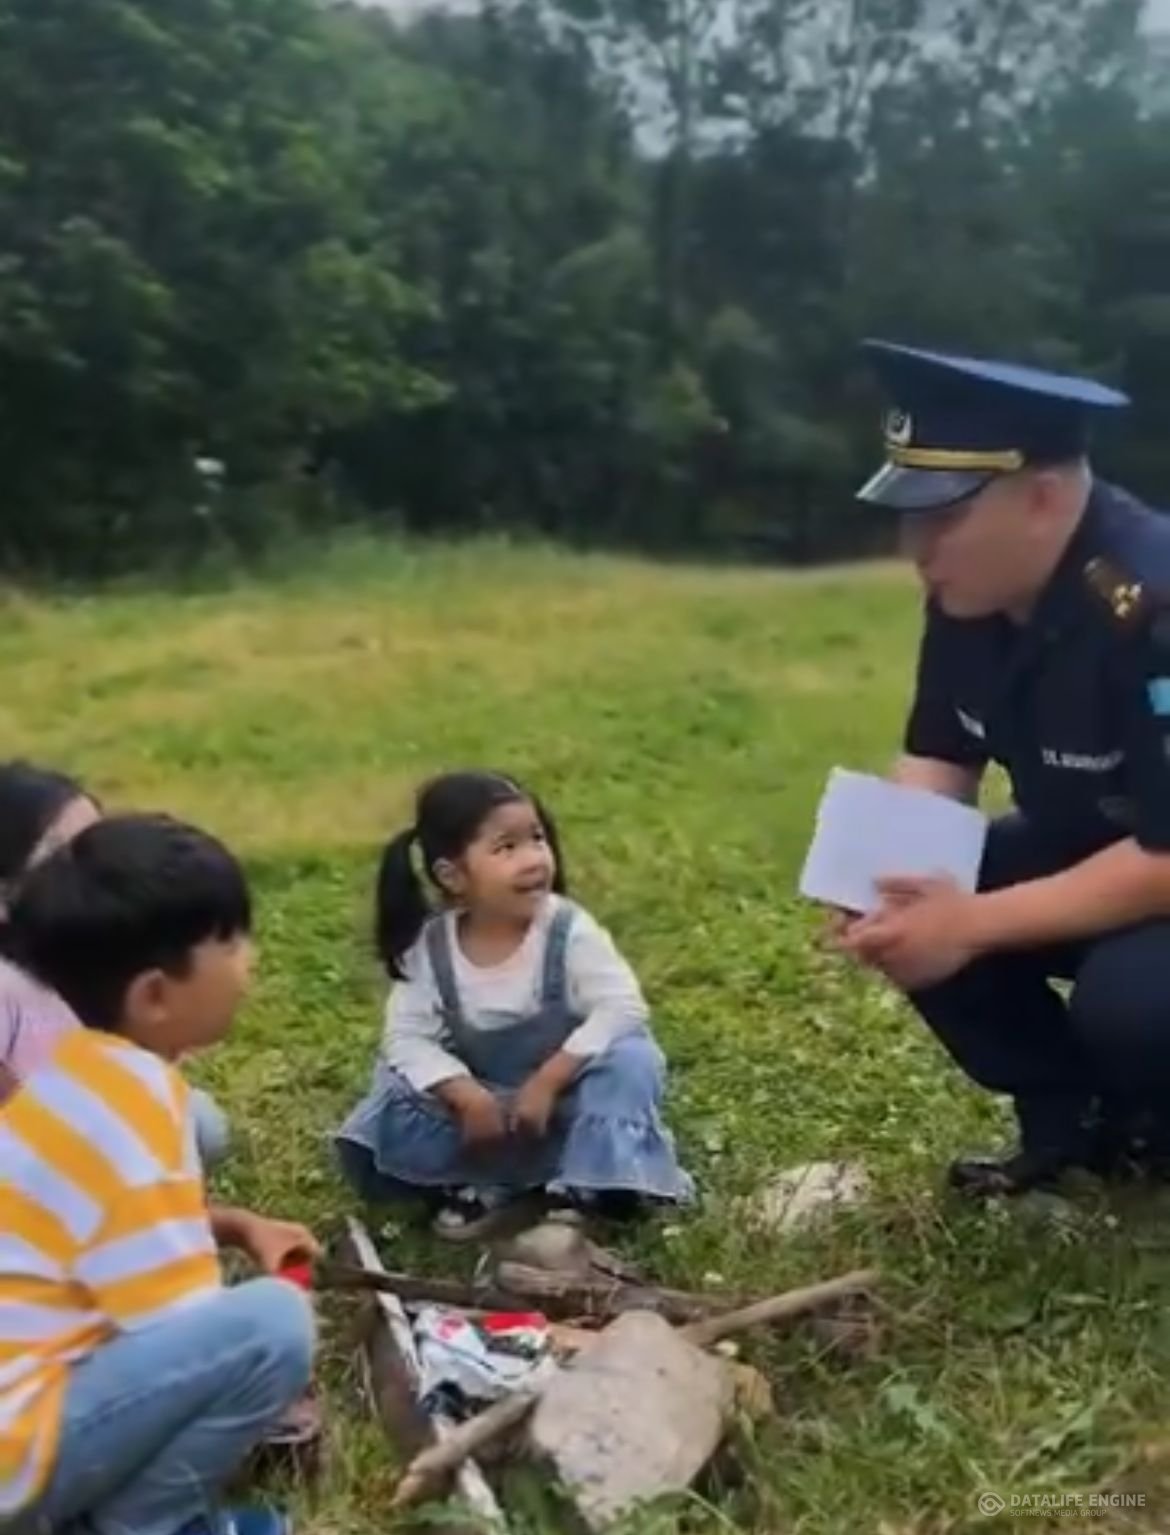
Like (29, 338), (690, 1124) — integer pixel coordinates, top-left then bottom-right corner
(1083, 556), (1154, 629)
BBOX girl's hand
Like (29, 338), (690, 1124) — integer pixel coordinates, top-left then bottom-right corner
(461, 1091), (509, 1148)
(511, 1076), (559, 1139)
(511, 1052), (580, 1139)
(440, 1080), (508, 1148)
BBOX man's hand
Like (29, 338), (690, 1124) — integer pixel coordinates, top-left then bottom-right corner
(437, 1079), (508, 1149)
(822, 906), (861, 949)
(838, 875), (984, 991)
(211, 1206), (320, 1275)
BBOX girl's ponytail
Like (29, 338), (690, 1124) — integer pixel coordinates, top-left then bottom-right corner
(375, 828), (431, 980)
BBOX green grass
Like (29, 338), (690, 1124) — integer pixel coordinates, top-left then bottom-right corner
(10, 533), (1170, 1534)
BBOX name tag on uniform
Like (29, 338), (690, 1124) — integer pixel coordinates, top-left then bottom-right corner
(1041, 749), (1124, 773)
(956, 708), (985, 740)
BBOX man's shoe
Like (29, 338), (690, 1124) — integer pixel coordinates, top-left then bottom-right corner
(1104, 1135), (1170, 1185)
(947, 1147), (1079, 1198)
(1063, 1108), (1170, 1185)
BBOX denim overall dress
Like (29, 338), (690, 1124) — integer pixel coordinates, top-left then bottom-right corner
(333, 901), (694, 1206)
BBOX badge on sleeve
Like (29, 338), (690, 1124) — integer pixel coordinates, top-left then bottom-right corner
(1148, 678), (1170, 716)
(1084, 557), (1147, 626)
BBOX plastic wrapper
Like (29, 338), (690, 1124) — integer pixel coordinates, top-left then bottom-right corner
(413, 1306), (556, 1416)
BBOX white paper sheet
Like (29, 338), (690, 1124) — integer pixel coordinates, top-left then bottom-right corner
(799, 767), (988, 914)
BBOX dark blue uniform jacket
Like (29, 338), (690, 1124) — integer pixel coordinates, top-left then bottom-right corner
(904, 481), (1170, 856)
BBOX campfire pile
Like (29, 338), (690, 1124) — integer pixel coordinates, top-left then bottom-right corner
(314, 1215), (880, 1531)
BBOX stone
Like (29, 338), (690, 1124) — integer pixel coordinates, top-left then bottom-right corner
(750, 1161), (871, 1235)
(527, 1310), (733, 1532)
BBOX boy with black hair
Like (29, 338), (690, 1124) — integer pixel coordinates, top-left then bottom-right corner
(0, 814), (317, 1535)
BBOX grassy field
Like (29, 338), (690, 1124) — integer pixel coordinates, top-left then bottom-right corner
(7, 536), (1170, 1534)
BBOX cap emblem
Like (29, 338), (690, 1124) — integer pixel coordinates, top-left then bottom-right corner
(885, 409), (913, 448)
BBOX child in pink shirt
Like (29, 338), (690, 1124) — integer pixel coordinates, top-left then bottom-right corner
(0, 954), (79, 1093)
(0, 762), (100, 1103)
(0, 762), (229, 1162)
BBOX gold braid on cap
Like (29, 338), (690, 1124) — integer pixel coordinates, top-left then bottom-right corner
(887, 444), (1025, 472)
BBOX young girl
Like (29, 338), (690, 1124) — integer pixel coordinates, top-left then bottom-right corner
(334, 770), (694, 1239)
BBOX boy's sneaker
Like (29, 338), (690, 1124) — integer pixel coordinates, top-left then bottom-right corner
(178, 1507), (291, 1535)
(253, 1385), (325, 1480)
(228, 1511), (293, 1535)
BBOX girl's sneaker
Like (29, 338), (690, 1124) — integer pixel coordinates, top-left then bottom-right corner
(432, 1187), (513, 1243)
(546, 1189), (645, 1226)
(431, 1186), (547, 1243)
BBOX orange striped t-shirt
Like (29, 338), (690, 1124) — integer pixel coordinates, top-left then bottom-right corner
(0, 1027), (222, 1515)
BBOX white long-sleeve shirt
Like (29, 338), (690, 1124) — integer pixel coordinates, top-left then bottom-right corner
(384, 895), (648, 1093)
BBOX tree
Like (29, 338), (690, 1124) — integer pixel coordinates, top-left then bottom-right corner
(0, 0), (1164, 575)
(0, 0), (438, 571)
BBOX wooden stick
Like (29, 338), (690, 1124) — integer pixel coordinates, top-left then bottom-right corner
(313, 1261), (519, 1311)
(323, 1258), (877, 1342)
(493, 1262), (735, 1325)
(339, 1219), (508, 1530)
(680, 1269), (879, 1349)
(321, 1257), (744, 1325)
(391, 1390), (541, 1511)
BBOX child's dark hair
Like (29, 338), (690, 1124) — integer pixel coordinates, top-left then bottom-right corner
(0, 760), (93, 884)
(375, 770), (565, 979)
(6, 813), (252, 1033)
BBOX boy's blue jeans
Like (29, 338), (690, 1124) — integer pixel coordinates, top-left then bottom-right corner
(13, 1280), (314, 1535)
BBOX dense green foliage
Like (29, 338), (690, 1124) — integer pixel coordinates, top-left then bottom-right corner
(1, 0), (1168, 574)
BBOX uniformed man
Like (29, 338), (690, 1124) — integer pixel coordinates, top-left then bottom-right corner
(835, 339), (1170, 1196)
